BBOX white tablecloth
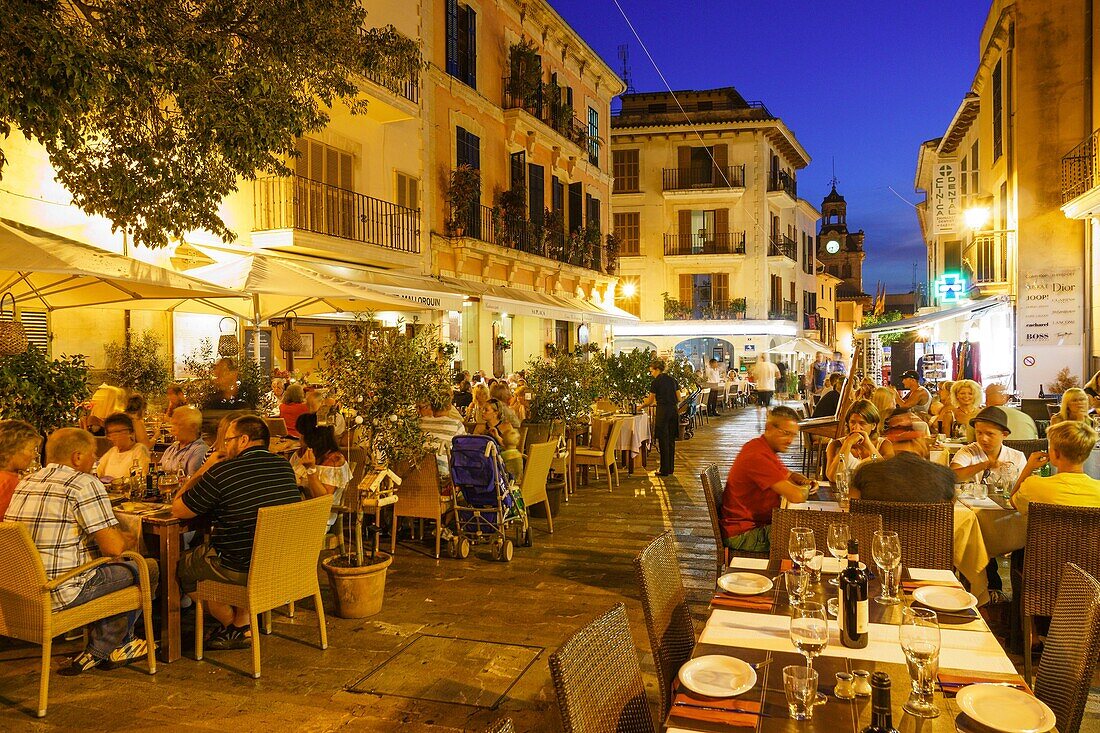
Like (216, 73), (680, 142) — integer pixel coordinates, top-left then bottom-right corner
(592, 413), (650, 455)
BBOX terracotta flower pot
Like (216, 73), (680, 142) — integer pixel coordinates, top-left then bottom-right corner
(321, 552), (392, 619)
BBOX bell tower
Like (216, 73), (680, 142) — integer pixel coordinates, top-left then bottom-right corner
(817, 180), (866, 295)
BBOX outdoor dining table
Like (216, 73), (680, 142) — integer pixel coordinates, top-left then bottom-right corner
(590, 412), (651, 474)
(665, 555), (1041, 732)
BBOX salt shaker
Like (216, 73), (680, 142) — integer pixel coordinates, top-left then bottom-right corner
(852, 669), (873, 696)
(834, 672), (856, 699)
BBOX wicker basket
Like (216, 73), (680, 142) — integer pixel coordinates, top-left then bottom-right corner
(0, 292), (28, 356)
(279, 310), (304, 353)
(217, 316), (240, 357)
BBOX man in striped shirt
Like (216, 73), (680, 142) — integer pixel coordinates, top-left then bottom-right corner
(172, 415), (307, 650)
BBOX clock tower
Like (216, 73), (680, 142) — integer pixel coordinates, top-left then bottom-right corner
(817, 182), (866, 296)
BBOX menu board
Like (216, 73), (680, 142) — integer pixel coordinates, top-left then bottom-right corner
(1019, 268), (1082, 347)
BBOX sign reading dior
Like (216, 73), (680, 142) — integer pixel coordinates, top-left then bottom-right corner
(1020, 268), (1081, 346)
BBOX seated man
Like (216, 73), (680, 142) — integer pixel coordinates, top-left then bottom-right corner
(172, 415), (309, 649)
(950, 406), (1028, 483)
(159, 405), (209, 477)
(6, 428), (158, 674)
(811, 372), (844, 418)
(720, 406), (814, 553)
(984, 383), (1039, 440)
(851, 408), (955, 502)
(1010, 420), (1100, 515)
(418, 395), (467, 478)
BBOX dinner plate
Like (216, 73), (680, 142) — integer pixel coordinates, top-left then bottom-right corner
(913, 585), (978, 612)
(717, 572), (773, 595)
(678, 655), (757, 698)
(956, 684), (1056, 732)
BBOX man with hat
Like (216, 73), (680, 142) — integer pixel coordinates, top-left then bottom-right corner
(850, 408), (954, 502)
(950, 406), (1028, 484)
(891, 370), (932, 413)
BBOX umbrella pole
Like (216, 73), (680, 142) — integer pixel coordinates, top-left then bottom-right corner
(252, 293), (262, 368)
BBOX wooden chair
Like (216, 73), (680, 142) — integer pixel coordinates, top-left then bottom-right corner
(0, 522), (157, 717)
(1019, 503), (1100, 683)
(193, 494), (333, 679)
(519, 442), (556, 533)
(263, 417), (288, 436)
(769, 508), (882, 567)
(574, 418), (626, 492)
(849, 499), (954, 571)
(548, 603), (655, 733)
(1033, 563), (1100, 733)
(700, 464), (730, 577)
(391, 453), (454, 558)
(633, 532), (695, 718)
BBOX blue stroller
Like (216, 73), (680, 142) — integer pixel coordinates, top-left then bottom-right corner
(448, 434), (530, 561)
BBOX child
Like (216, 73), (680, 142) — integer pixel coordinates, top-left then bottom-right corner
(500, 429), (525, 484)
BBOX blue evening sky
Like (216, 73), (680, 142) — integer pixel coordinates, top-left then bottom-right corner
(549, 0), (991, 292)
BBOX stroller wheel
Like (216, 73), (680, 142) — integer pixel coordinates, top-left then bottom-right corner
(457, 537), (471, 559)
(490, 541), (501, 561)
(501, 539), (514, 562)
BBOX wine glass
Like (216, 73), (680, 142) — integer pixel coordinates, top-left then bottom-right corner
(900, 606), (941, 718)
(790, 600), (829, 704)
(826, 523), (849, 587)
(788, 527), (816, 570)
(871, 530), (902, 605)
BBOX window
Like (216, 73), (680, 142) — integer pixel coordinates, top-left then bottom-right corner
(614, 212), (640, 255)
(992, 60), (1003, 162)
(294, 138), (354, 236)
(960, 154), (968, 196)
(446, 0), (477, 88)
(568, 182), (583, 232)
(395, 172), (419, 210)
(613, 149), (640, 193)
(587, 107), (599, 166)
(295, 138), (352, 188)
(769, 275), (782, 310)
(969, 140), (979, 194)
(551, 177), (564, 222)
(528, 163), (544, 224)
(456, 127), (480, 169)
(509, 151), (525, 190)
(585, 194), (600, 229)
(679, 273), (728, 310)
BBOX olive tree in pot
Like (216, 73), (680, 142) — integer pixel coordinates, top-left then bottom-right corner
(445, 164), (481, 237)
(597, 347), (655, 414)
(319, 315), (451, 617)
(0, 346), (90, 434)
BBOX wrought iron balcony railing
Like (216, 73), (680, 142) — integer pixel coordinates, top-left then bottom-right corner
(502, 77), (590, 150)
(768, 170), (797, 197)
(663, 297), (747, 321)
(1062, 127), (1100, 204)
(662, 165), (746, 191)
(663, 231), (746, 256)
(964, 230), (1014, 286)
(449, 203), (608, 273)
(768, 300), (798, 321)
(768, 235), (797, 261)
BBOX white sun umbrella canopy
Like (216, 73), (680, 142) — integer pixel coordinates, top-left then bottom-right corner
(766, 337), (834, 356)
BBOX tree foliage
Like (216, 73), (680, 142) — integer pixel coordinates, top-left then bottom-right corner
(525, 353), (604, 426)
(104, 330), (171, 397)
(597, 348), (654, 406)
(0, 0), (421, 248)
(180, 339), (265, 409)
(860, 311), (906, 346)
(0, 346), (91, 432)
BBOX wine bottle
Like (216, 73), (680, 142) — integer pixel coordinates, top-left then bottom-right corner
(838, 539), (869, 649)
(860, 671), (899, 733)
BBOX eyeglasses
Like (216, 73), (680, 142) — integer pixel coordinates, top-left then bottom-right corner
(224, 433), (248, 443)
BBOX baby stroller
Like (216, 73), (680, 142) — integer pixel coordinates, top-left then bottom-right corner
(678, 386), (702, 439)
(449, 434), (530, 561)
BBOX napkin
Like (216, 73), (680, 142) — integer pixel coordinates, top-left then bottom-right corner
(711, 593), (773, 611)
(671, 683), (762, 728)
(901, 579), (961, 592)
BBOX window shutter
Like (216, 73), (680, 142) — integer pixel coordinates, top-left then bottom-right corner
(713, 274), (729, 304)
(714, 208), (729, 235)
(445, 0), (459, 77)
(713, 144), (728, 176)
(528, 164), (545, 224)
(19, 311), (48, 352)
(678, 209), (691, 237)
(568, 182), (583, 232)
(679, 274), (693, 305)
(465, 8), (477, 88)
(678, 146), (691, 171)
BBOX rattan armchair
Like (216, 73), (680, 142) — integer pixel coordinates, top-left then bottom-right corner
(1019, 502), (1100, 683)
(699, 464), (728, 577)
(548, 602), (655, 733)
(1003, 438), (1048, 457)
(391, 453), (454, 558)
(849, 499), (954, 571)
(769, 508), (882, 567)
(519, 442), (556, 533)
(574, 418), (626, 492)
(1033, 563), (1100, 733)
(0, 522), (157, 717)
(633, 532), (695, 718)
(193, 494), (333, 679)
(482, 719), (516, 733)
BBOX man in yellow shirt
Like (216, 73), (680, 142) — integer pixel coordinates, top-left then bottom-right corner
(1010, 420), (1100, 515)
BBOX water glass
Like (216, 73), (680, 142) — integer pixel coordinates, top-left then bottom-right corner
(782, 568), (810, 607)
(900, 607), (941, 718)
(872, 530), (902, 605)
(788, 527), (816, 570)
(783, 665), (819, 720)
(826, 523), (849, 587)
(806, 550), (825, 584)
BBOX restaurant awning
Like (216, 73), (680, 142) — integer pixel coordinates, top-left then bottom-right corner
(438, 276), (638, 325)
(0, 218), (248, 312)
(767, 337), (833, 356)
(855, 297), (1010, 336)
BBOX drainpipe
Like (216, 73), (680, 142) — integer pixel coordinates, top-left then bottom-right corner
(1085, 0), (1096, 373)
(1006, 21), (1018, 393)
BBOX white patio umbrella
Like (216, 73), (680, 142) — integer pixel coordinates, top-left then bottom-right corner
(766, 337), (834, 356)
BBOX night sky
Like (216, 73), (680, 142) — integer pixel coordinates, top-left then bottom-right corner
(549, 0), (991, 292)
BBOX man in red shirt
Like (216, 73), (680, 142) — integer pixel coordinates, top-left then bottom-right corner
(721, 406), (815, 553)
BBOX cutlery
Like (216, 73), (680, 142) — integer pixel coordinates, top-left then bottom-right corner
(673, 701), (762, 715)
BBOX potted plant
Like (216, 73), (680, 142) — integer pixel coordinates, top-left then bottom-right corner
(0, 346), (90, 433)
(104, 330), (171, 402)
(525, 352), (604, 429)
(445, 164), (481, 237)
(319, 315), (451, 617)
(598, 347), (655, 413)
(507, 38), (543, 110)
(495, 185), (527, 247)
(494, 335), (512, 352)
(180, 339), (266, 433)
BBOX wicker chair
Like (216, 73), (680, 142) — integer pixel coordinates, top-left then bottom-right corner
(193, 494), (333, 679)
(0, 522), (157, 717)
(1003, 438), (1047, 457)
(262, 417), (288, 437)
(1019, 502), (1100, 683)
(633, 532), (695, 718)
(1033, 563), (1100, 733)
(700, 464), (729, 577)
(849, 499), (954, 571)
(482, 719), (516, 733)
(391, 453), (454, 558)
(769, 508), (882, 567)
(548, 603), (655, 733)
(574, 418), (626, 492)
(519, 442), (556, 533)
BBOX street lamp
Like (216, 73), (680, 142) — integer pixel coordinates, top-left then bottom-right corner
(621, 281), (637, 299)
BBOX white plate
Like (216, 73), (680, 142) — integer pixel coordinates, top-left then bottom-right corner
(956, 684), (1056, 733)
(678, 655), (758, 698)
(913, 585), (978, 612)
(717, 572), (773, 595)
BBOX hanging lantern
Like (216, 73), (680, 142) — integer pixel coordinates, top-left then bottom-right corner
(279, 310), (304, 353)
(0, 292), (28, 356)
(217, 316), (240, 357)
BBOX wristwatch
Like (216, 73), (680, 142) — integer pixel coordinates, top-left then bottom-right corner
(306, 467), (318, 476)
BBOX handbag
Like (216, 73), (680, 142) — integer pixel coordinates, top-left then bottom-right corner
(0, 292), (28, 356)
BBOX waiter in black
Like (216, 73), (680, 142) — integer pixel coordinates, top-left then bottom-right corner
(642, 358), (681, 476)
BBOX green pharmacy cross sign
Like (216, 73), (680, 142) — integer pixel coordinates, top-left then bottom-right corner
(936, 273), (967, 303)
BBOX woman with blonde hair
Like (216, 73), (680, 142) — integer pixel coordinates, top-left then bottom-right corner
(929, 380), (955, 416)
(1050, 387), (1094, 427)
(0, 420), (41, 519)
(465, 382), (491, 423)
(825, 400), (894, 482)
(870, 387), (896, 432)
(933, 379), (983, 438)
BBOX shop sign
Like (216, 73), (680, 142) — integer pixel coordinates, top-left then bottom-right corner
(935, 273), (967, 303)
(1020, 268), (1082, 346)
(931, 162), (959, 235)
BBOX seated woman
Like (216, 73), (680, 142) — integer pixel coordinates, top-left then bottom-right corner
(825, 400), (893, 483)
(163, 384), (187, 418)
(870, 386), (896, 433)
(465, 382), (491, 423)
(279, 383), (310, 438)
(1049, 387), (1095, 427)
(125, 394), (153, 449)
(929, 380), (954, 417)
(96, 413), (151, 482)
(290, 414), (351, 529)
(474, 399), (518, 447)
(0, 419), (41, 520)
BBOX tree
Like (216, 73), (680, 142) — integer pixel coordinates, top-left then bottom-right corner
(0, 0), (420, 248)
(0, 346), (90, 433)
(104, 331), (171, 397)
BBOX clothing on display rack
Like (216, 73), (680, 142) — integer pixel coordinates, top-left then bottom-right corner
(952, 341), (981, 382)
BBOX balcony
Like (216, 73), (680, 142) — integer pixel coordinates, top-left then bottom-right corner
(768, 235), (797, 261)
(502, 77), (590, 153)
(1062, 128), (1100, 217)
(450, 204), (608, 273)
(663, 231), (746, 256)
(663, 296), (747, 321)
(253, 176), (420, 255)
(963, 230), (1013, 291)
(767, 170), (797, 201)
(662, 165), (746, 192)
(768, 300), (798, 321)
